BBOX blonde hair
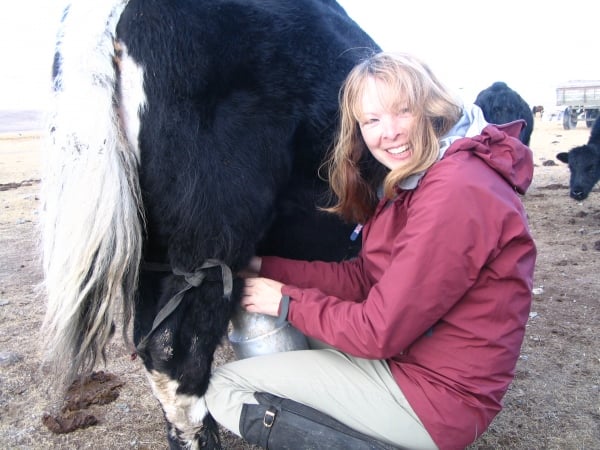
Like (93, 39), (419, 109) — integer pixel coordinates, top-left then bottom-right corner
(324, 52), (463, 224)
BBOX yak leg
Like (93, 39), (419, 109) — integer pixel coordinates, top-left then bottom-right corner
(135, 270), (239, 449)
(145, 368), (220, 449)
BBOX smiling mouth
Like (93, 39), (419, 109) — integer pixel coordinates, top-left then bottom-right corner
(386, 144), (410, 155)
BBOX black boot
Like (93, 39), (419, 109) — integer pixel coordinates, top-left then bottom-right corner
(239, 392), (399, 450)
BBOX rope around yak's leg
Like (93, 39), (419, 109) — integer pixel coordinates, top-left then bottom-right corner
(135, 259), (233, 355)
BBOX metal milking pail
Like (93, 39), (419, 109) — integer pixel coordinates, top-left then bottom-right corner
(228, 305), (309, 360)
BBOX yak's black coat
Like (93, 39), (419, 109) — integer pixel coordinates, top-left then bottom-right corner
(475, 81), (534, 146)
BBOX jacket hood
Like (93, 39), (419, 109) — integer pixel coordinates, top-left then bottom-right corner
(397, 104), (534, 194)
(445, 120), (534, 194)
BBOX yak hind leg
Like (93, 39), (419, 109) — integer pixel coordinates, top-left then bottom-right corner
(136, 270), (240, 449)
(146, 368), (221, 450)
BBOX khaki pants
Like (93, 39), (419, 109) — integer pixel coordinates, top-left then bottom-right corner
(205, 345), (438, 449)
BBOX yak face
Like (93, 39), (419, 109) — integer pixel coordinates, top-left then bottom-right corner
(556, 144), (600, 201)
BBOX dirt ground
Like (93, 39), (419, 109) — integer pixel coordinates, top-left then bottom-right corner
(0, 118), (598, 449)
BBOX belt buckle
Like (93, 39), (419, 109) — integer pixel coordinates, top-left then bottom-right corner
(263, 407), (276, 428)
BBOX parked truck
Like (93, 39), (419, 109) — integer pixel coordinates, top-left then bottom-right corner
(556, 81), (600, 129)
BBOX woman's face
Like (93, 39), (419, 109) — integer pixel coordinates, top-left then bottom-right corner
(358, 77), (415, 171)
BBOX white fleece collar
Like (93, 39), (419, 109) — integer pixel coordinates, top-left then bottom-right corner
(398, 104), (488, 190)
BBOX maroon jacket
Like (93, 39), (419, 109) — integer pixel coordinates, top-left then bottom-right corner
(260, 123), (536, 450)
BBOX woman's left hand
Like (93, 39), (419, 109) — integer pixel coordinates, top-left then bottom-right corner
(242, 277), (284, 317)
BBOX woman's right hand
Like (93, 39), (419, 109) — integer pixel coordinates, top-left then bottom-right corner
(241, 276), (283, 317)
(238, 256), (262, 278)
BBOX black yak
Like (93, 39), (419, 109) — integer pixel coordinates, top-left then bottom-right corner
(556, 117), (600, 200)
(475, 81), (534, 146)
(41, 0), (379, 448)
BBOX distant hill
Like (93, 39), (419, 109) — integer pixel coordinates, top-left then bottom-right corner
(0, 110), (44, 134)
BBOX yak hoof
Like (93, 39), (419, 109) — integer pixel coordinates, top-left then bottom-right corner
(167, 414), (222, 450)
(199, 414), (222, 449)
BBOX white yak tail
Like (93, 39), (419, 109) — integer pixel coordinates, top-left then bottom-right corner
(41, 0), (143, 387)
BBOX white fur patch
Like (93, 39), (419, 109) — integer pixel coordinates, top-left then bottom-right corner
(147, 370), (208, 449)
(115, 40), (146, 161)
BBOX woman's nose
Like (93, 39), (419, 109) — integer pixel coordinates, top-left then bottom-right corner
(381, 116), (401, 139)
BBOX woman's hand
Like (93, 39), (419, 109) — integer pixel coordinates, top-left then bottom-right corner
(242, 277), (284, 317)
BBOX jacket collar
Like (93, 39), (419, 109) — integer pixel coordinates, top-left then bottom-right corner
(398, 104), (488, 190)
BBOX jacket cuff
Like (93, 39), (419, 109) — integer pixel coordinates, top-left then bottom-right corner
(275, 295), (291, 326)
(277, 295), (290, 321)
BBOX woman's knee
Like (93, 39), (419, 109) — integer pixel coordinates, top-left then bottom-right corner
(204, 367), (224, 410)
(205, 363), (258, 437)
(206, 363), (250, 406)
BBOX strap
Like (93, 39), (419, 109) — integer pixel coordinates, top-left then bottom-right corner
(136, 259), (233, 354)
(275, 295), (290, 327)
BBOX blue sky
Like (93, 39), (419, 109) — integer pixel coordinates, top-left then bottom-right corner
(1, 0), (598, 110)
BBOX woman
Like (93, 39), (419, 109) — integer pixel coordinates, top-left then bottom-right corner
(204, 52), (536, 450)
